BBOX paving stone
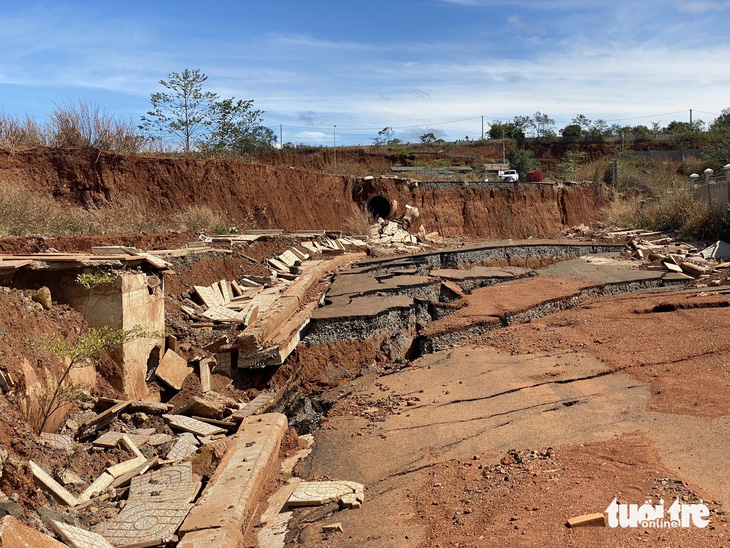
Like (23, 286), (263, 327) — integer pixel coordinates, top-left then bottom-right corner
(166, 439), (199, 461)
(176, 393), (234, 419)
(179, 432), (200, 446)
(155, 349), (192, 391)
(231, 392), (274, 422)
(0, 515), (67, 547)
(93, 431), (150, 448)
(287, 480), (364, 508)
(147, 433), (172, 446)
(131, 428), (157, 437)
(49, 520), (114, 548)
(99, 500), (193, 547)
(163, 414), (225, 437)
(40, 433), (74, 455)
(128, 463), (200, 503)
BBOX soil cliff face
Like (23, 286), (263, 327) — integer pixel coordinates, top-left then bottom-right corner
(357, 179), (611, 239)
(0, 147), (609, 238)
(0, 147), (358, 231)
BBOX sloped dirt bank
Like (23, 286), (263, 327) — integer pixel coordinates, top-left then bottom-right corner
(0, 147), (358, 231)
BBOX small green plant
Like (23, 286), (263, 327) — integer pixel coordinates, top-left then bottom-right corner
(36, 324), (146, 433)
(76, 271), (116, 290)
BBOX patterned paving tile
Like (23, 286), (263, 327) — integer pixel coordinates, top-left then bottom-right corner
(128, 463), (199, 503)
(163, 414), (225, 437)
(165, 438), (198, 461)
(99, 501), (193, 547)
(40, 433), (74, 455)
(288, 480), (365, 508)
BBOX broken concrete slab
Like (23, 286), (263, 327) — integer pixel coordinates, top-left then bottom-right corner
(29, 461), (79, 507)
(198, 358), (212, 393)
(287, 480), (364, 508)
(0, 516), (67, 547)
(700, 240), (730, 261)
(164, 415), (226, 437)
(155, 349), (193, 391)
(194, 285), (224, 309)
(176, 393), (235, 419)
(97, 500), (193, 548)
(179, 414), (287, 545)
(80, 472), (114, 502)
(93, 431), (150, 448)
(230, 392), (275, 422)
(106, 455), (147, 479)
(147, 433), (173, 446)
(166, 439), (199, 462)
(49, 519), (115, 548)
(128, 462), (200, 504)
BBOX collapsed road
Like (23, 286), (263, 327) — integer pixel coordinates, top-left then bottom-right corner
(0, 178), (727, 546)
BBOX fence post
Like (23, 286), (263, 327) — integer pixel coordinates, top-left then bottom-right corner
(704, 168), (714, 204)
(724, 164), (730, 210)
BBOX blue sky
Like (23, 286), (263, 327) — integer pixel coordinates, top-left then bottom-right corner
(1, 0), (729, 147)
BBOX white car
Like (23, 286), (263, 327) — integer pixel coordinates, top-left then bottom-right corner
(500, 169), (519, 182)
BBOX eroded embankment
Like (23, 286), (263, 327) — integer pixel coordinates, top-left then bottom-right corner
(0, 147), (358, 231)
(0, 147), (611, 239)
(355, 178), (611, 238)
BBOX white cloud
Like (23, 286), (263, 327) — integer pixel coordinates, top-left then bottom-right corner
(676, 0), (730, 12)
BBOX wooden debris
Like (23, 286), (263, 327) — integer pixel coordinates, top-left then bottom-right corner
(566, 512), (606, 528)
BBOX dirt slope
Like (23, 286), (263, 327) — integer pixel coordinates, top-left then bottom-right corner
(0, 147), (358, 231)
(359, 179), (611, 238)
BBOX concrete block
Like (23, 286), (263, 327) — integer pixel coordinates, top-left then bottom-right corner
(0, 516), (67, 547)
(178, 527), (242, 548)
(49, 519), (114, 548)
(155, 349), (192, 391)
(164, 414), (226, 437)
(166, 439), (199, 462)
(288, 480), (364, 508)
(107, 455), (147, 479)
(199, 358), (212, 393)
(179, 414), (287, 539)
(79, 472), (114, 502)
(176, 393), (233, 419)
(29, 460), (79, 507)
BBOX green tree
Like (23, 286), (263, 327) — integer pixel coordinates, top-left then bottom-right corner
(140, 69), (218, 152)
(373, 127), (398, 147)
(531, 111), (556, 141)
(560, 124), (582, 140)
(489, 121), (525, 142)
(556, 150), (586, 181)
(419, 132), (443, 145)
(202, 98), (276, 153)
(702, 135), (730, 171)
(507, 146), (539, 180)
(710, 108), (730, 134)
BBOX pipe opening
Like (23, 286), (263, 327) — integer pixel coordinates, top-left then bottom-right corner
(366, 195), (392, 220)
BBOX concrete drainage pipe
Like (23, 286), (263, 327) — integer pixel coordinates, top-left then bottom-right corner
(365, 194), (394, 220)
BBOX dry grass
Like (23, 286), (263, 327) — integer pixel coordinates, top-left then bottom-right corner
(606, 187), (722, 238)
(343, 207), (376, 235)
(0, 102), (144, 154)
(0, 113), (48, 150)
(576, 156), (611, 183)
(0, 182), (231, 236)
(49, 102), (144, 154)
(172, 204), (228, 233)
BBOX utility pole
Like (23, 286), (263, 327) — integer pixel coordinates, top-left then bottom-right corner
(333, 125), (337, 173)
(481, 116), (484, 141)
(690, 109), (693, 125)
(502, 129), (506, 161)
(280, 124), (283, 149)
